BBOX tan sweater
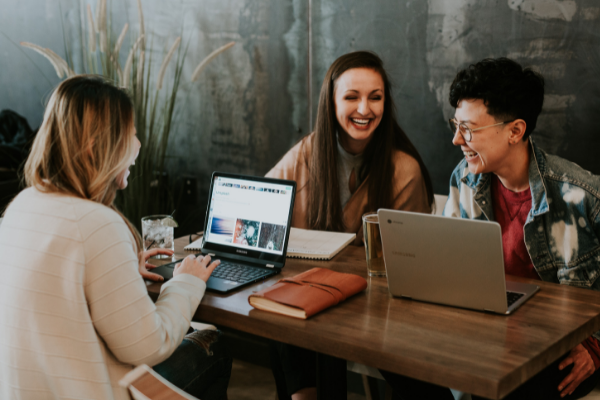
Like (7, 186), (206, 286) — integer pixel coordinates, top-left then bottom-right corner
(266, 133), (431, 244)
(0, 188), (205, 400)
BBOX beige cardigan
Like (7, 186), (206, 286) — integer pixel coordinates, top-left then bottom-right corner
(267, 133), (431, 244)
(0, 188), (205, 400)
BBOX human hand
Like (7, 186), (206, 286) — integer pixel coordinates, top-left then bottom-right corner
(173, 254), (220, 283)
(558, 344), (595, 397)
(139, 248), (174, 282)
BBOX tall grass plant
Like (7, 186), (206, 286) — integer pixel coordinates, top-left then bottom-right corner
(20, 0), (234, 228)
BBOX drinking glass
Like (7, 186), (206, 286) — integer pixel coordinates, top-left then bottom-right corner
(362, 212), (386, 277)
(141, 215), (175, 259)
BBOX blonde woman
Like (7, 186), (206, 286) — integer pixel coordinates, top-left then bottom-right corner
(0, 76), (231, 400)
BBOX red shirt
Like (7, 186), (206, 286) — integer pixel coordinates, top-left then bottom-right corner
(491, 175), (538, 280)
(491, 174), (600, 369)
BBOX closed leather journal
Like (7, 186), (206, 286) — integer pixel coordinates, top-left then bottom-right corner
(248, 268), (368, 319)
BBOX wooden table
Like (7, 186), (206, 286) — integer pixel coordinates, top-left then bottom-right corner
(147, 237), (600, 399)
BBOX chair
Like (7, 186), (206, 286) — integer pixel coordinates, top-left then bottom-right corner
(346, 361), (470, 399)
(120, 364), (198, 400)
(346, 362), (389, 400)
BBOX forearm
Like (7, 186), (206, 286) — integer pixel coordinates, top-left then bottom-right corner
(86, 217), (206, 367)
(106, 274), (206, 366)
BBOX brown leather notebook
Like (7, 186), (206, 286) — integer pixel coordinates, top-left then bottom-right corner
(248, 268), (368, 319)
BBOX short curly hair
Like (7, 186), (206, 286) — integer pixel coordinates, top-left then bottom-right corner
(449, 58), (545, 139)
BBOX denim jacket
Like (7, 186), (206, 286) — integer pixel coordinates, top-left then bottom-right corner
(443, 141), (600, 337)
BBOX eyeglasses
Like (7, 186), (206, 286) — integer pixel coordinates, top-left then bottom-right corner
(448, 119), (514, 142)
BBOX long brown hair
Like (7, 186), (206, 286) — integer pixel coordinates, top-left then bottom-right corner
(308, 51), (434, 231)
(24, 75), (143, 252)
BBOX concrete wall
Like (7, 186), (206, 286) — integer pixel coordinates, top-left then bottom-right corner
(2, 0), (600, 207)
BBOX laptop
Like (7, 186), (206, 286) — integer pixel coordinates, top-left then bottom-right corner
(152, 172), (296, 293)
(377, 209), (539, 315)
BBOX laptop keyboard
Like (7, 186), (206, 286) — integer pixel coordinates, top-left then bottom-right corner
(507, 291), (525, 307)
(211, 261), (272, 283)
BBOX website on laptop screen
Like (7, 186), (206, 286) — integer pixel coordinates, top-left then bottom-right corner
(204, 176), (293, 255)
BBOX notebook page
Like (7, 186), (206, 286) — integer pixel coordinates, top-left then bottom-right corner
(287, 228), (355, 257)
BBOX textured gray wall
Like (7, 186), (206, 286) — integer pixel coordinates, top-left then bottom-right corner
(2, 0), (600, 206)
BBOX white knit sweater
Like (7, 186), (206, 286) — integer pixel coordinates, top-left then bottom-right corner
(0, 188), (206, 400)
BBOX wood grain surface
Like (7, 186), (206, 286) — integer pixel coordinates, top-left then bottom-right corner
(146, 237), (600, 399)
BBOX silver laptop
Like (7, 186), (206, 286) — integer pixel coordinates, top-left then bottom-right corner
(378, 209), (539, 315)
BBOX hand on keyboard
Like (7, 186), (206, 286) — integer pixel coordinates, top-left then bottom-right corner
(174, 254), (221, 282)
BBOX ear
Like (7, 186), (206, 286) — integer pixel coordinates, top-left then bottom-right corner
(508, 119), (527, 144)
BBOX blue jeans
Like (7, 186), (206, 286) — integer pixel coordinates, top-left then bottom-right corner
(154, 329), (232, 400)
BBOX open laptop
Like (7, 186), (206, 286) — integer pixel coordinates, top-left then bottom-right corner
(378, 209), (539, 315)
(152, 172), (296, 293)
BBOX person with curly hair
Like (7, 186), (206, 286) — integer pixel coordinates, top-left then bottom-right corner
(382, 58), (600, 400)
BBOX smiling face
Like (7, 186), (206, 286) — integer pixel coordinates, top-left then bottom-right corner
(452, 98), (514, 175)
(334, 68), (385, 154)
(117, 128), (141, 190)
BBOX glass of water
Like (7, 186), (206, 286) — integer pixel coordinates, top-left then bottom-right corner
(141, 215), (176, 259)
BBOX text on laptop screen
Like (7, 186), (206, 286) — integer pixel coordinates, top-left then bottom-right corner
(205, 176), (293, 255)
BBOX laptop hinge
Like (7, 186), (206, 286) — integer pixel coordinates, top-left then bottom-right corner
(266, 264), (275, 268)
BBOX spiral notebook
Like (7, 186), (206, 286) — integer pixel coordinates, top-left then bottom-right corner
(184, 234), (204, 251)
(185, 228), (355, 260)
(286, 228), (355, 260)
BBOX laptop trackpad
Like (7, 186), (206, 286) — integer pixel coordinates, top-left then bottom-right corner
(207, 276), (241, 291)
(151, 264), (175, 281)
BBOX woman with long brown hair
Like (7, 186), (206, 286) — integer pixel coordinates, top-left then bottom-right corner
(266, 51), (433, 400)
(0, 75), (231, 400)
(268, 50), (432, 242)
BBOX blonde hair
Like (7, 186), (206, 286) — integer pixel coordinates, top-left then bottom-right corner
(25, 75), (142, 252)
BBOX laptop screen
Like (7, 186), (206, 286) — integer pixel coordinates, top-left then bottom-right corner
(202, 173), (295, 264)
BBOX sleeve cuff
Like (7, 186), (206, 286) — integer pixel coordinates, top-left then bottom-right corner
(582, 337), (600, 370)
(161, 273), (207, 294)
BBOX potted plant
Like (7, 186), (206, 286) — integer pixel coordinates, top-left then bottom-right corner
(20, 0), (234, 228)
